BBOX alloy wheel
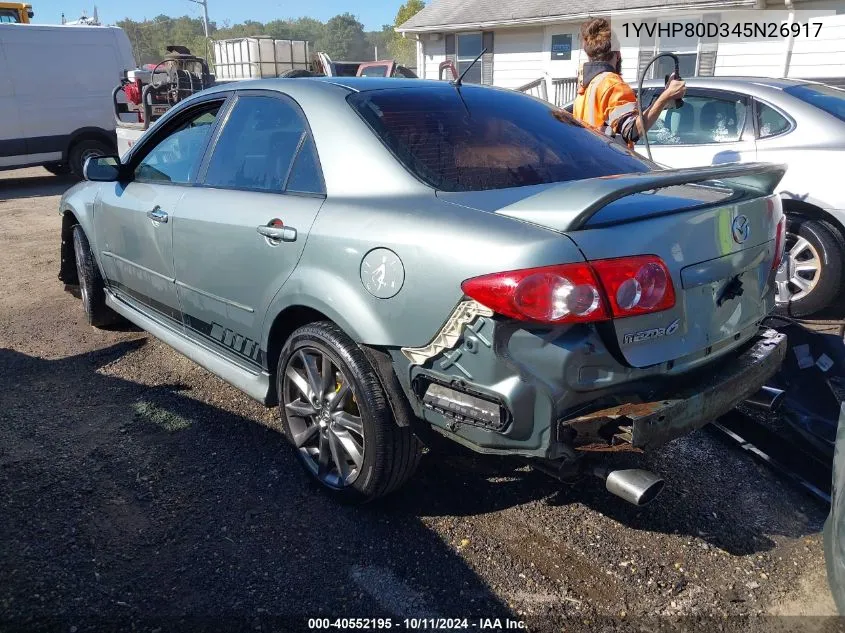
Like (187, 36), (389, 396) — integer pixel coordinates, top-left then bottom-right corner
(73, 233), (90, 308)
(775, 233), (822, 304)
(283, 347), (365, 489)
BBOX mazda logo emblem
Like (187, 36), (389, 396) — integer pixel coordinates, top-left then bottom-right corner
(731, 215), (750, 244)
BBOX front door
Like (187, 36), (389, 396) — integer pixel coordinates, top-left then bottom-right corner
(172, 92), (326, 368)
(94, 100), (225, 325)
(636, 89), (756, 168)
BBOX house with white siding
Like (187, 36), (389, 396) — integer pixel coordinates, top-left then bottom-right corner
(397, 0), (845, 105)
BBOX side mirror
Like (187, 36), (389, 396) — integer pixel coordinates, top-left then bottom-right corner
(84, 155), (122, 182)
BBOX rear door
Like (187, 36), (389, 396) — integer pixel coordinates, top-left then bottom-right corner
(636, 89), (756, 168)
(95, 97), (227, 325)
(172, 91), (326, 368)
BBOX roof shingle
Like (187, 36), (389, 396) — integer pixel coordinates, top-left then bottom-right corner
(398, 0), (756, 31)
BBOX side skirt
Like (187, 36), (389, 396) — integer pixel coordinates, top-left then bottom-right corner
(105, 290), (273, 406)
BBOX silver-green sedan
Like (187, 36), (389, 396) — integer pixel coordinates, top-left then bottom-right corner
(59, 77), (788, 503)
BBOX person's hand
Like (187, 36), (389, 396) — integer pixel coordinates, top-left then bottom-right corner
(661, 79), (686, 102)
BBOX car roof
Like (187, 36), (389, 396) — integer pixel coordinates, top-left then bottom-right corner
(639, 75), (820, 92)
(205, 76), (452, 97)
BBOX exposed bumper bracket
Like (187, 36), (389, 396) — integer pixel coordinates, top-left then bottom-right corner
(562, 328), (788, 451)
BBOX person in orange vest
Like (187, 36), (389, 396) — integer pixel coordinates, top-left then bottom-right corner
(572, 18), (686, 148)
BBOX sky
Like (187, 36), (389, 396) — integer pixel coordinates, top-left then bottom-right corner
(32, 1), (407, 31)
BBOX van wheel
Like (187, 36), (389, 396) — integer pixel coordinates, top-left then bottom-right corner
(775, 217), (843, 317)
(69, 140), (112, 178)
(277, 321), (421, 503)
(44, 162), (71, 176)
(72, 226), (120, 328)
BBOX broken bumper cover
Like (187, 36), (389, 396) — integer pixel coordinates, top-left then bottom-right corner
(564, 328), (788, 451)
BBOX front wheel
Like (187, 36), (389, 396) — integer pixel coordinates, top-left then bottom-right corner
(72, 226), (120, 328)
(775, 217), (843, 317)
(277, 322), (421, 503)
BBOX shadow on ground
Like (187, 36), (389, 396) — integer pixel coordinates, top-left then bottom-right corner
(389, 434), (825, 557)
(0, 343), (512, 631)
(0, 340), (828, 631)
(0, 172), (78, 200)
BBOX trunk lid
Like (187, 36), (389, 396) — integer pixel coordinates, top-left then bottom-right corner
(441, 163), (786, 368)
(570, 189), (781, 367)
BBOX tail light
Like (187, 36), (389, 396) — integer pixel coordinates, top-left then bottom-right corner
(461, 255), (675, 325)
(772, 215), (786, 272)
(461, 262), (609, 324)
(591, 256), (675, 318)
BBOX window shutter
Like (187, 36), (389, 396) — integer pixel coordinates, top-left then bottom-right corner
(697, 48), (717, 76)
(697, 13), (720, 76)
(482, 31), (494, 85)
(637, 21), (657, 79)
(445, 33), (456, 66)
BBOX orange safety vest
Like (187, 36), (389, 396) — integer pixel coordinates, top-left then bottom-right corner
(572, 72), (638, 147)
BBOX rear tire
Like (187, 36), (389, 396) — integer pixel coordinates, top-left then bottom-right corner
(72, 226), (120, 328)
(68, 139), (113, 178)
(775, 216), (843, 317)
(277, 321), (421, 503)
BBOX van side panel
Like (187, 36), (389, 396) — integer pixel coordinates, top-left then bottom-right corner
(0, 38), (28, 166)
(0, 24), (136, 169)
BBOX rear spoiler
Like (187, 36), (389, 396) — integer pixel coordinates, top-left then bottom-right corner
(497, 162), (787, 232)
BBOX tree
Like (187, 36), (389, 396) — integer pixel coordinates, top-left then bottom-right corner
(322, 13), (368, 60)
(388, 0), (425, 68)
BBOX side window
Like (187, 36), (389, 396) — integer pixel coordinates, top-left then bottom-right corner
(359, 64), (390, 77)
(134, 105), (221, 184)
(645, 94), (747, 146)
(286, 135), (325, 195)
(756, 101), (791, 138)
(204, 95), (306, 192)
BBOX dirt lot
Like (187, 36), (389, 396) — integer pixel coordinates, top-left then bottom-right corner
(0, 167), (842, 632)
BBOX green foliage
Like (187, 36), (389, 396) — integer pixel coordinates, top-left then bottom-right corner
(322, 13), (369, 60)
(117, 11), (402, 68)
(388, 0), (425, 67)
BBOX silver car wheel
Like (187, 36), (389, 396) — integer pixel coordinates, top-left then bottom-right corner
(775, 233), (822, 304)
(283, 347), (365, 489)
(73, 230), (91, 308)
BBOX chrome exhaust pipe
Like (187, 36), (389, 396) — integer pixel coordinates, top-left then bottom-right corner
(594, 468), (665, 506)
(744, 386), (785, 412)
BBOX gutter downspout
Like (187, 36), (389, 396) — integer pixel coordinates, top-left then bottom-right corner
(783, 0), (796, 78)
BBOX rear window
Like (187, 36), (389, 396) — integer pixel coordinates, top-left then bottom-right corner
(347, 86), (651, 192)
(784, 84), (845, 123)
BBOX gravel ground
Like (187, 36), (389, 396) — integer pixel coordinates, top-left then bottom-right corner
(0, 167), (842, 633)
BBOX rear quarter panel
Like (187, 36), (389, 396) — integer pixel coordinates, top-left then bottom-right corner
(263, 195), (590, 349)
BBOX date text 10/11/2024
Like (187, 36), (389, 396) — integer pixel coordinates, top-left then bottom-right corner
(307, 618), (527, 630)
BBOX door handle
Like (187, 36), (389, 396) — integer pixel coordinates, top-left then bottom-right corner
(257, 223), (297, 242)
(147, 207), (168, 223)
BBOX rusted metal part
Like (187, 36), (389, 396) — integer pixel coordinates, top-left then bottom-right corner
(561, 329), (788, 451)
(576, 442), (643, 453)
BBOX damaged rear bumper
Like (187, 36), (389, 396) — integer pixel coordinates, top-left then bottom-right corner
(562, 328), (788, 451)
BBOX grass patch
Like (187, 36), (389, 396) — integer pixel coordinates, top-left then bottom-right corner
(132, 400), (192, 433)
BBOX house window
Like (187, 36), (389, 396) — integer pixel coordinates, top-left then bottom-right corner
(653, 52), (697, 80)
(457, 33), (483, 84)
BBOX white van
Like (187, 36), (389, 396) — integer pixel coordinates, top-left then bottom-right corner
(0, 23), (135, 175)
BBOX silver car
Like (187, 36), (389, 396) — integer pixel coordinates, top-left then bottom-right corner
(637, 77), (845, 316)
(59, 78), (788, 503)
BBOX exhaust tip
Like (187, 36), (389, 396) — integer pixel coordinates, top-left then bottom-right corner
(603, 468), (665, 506)
(745, 385), (786, 412)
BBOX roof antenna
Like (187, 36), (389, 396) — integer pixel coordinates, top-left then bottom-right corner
(453, 48), (486, 87)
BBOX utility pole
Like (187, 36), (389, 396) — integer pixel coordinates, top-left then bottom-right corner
(187, 0), (209, 38)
